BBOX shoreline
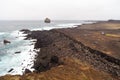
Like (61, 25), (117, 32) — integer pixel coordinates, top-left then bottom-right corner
(26, 27), (120, 76)
(0, 31), (37, 76)
(0, 20), (120, 80)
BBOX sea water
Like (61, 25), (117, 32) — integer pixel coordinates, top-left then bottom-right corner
(0, 20), (94, 76)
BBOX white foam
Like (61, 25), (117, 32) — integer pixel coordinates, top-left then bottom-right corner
(0, 40), (37, 76)
(32, 25), (76, 31)
(8, 44), (37, 75)
(57, 23), (81, 27)
(10, 30), (27, 37)
(0, 30), (38, 76)
(0, 32), (5, 35)
(31, 23), (82, 31)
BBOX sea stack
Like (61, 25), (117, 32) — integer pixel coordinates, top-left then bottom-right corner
(44, 18), (51, 23)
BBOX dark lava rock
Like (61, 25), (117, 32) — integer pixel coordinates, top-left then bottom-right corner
(24, 69), (31, 74)
(3, 39), (11, 44)
(15, 51), (21, 54)
(8, 68), (14, 73)
(26, 29), (120, 77)
(28, 31), (57, 48)
(20, 29), (31, 34)
(50, 56), (59, 64)
(33, 55), (59, 72)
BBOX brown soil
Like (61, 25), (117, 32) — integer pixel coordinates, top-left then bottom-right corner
(55, 28), (120, 59)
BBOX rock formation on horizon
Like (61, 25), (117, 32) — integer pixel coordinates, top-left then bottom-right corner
(44, 18), (51, 23)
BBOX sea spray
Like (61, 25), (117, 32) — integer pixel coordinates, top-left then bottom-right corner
(0, 30), (37, 76)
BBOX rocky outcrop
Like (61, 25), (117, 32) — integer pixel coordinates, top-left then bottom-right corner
(27, 29), (120, 78)
(44, 18), (51, 23)
(33, 54), (60, 72)
(20, 29), (31, 34)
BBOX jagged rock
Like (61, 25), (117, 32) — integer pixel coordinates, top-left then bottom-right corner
(3, 40), (11, 44)
(44, 18), (51, 23)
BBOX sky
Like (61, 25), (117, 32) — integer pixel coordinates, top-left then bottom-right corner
(0, 0), (120, 20)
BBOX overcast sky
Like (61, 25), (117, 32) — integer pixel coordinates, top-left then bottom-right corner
(0, 0), (120, 20)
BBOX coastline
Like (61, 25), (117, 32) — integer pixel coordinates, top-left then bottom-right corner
(0, 20), (120, 80)
(26, 23), (120, 76)
(0, 30), (37, 76)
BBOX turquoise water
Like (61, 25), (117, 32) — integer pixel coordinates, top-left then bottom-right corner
(0, 20), (94, 76)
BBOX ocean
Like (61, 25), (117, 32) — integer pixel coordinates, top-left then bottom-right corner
(0, 20), (94, 76)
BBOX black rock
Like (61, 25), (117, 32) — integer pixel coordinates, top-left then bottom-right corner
(8, 68), (14, 73)
(15, 51), (21, 54)
(50, 56), (59, 64)
(20, 29), (31, 34)
(3, 39), (11, 44)
(24, 69), (31, 74)
(33, 55), (59, 72)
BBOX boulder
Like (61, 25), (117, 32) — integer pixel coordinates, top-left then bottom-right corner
(24, 69), (31, 74)
(3, 40), (11, 44)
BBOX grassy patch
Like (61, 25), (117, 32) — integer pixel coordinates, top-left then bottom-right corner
(105, 34), (120, 38)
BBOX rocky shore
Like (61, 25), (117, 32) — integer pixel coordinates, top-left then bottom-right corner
(27, 28), (120, 76)
(0, 21), (120, 80)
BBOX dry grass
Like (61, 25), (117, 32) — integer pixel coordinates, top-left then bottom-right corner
(0, 57), (116, 80)
(105, 34), (120, 38)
